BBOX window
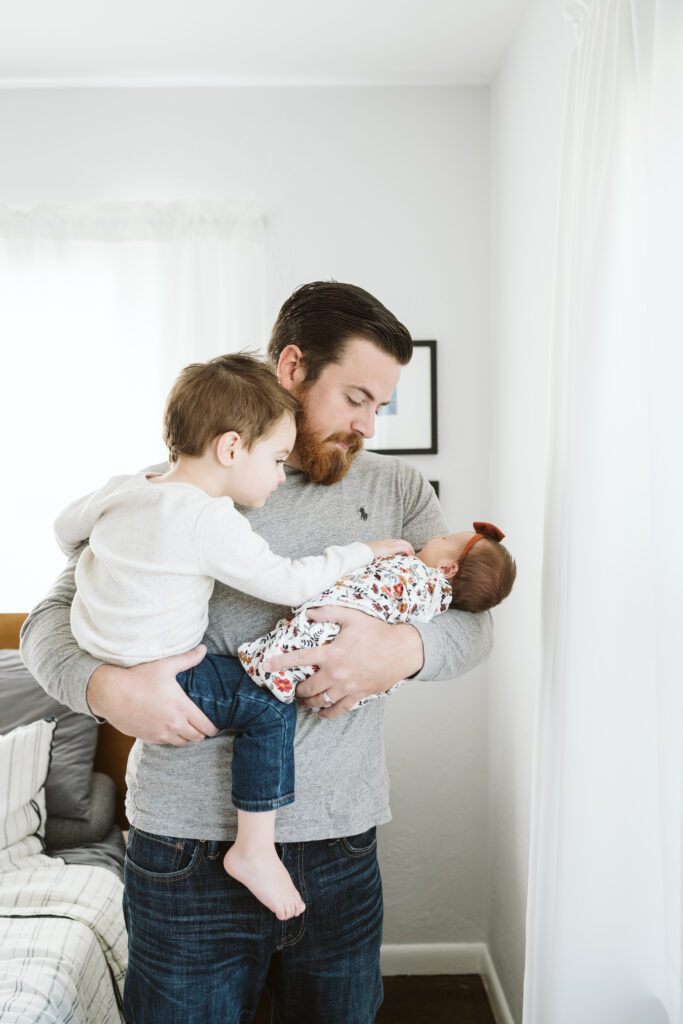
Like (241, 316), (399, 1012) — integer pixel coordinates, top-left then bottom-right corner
(0, 200), (265, 608)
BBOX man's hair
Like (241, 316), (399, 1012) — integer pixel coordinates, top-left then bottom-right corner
(162, 352), (300, 462)
(449, 539), (517, 613)
(266, 280), (413, 384)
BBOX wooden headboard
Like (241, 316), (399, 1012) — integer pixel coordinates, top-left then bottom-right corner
(1, 613), (134, 829)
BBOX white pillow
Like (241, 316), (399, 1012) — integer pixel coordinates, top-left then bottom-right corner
(0, 718), (56, 853)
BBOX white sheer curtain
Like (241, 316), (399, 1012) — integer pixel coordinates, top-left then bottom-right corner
(0, 200), (265, 610)
(524, 2), (683, 1022)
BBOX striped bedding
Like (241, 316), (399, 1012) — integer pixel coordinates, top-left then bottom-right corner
(0, 720), (127, 1023)
(0, 850), (127, 1023)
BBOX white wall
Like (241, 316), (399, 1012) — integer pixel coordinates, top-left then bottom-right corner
(489, 3), (572, 1019)
(0, 85), (491, 946)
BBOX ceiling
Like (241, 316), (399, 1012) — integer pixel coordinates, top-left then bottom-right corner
(0, 0), (532, 87)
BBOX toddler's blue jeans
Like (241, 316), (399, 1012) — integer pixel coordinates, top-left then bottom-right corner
(176, 653), (296, 811)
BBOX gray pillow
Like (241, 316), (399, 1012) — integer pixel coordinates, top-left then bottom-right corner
(44, 771), (116, 849)
(0, 649), (98, 820)
(48, 822), (125, 881)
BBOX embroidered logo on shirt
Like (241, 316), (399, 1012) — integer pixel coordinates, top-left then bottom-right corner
(359, 507), (368, 521)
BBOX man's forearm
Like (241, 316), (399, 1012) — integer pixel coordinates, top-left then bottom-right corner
(86, 663), (127, 718)
(412, 608), (494, 682)
(394, 622), (425, 679)
(20, 552), (102, 717)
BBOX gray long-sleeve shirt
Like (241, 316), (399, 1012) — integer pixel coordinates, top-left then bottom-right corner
(21, 451), (493, 841)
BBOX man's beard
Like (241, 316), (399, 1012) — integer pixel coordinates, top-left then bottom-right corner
(293, 422), (364, 485)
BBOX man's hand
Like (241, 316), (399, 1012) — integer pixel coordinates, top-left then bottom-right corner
(262, 607), (425, 719)
(86, 645), (219, 745)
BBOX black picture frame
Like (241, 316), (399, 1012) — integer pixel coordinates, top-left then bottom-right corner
(365, 340), (438, 455)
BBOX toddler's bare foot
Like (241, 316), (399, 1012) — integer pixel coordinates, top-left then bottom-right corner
(224, 844), (306, 921)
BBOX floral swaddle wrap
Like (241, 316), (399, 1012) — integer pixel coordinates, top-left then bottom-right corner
(238, 553), (452, 710)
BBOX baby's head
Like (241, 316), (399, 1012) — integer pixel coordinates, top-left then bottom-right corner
(418, 522), (516, 613)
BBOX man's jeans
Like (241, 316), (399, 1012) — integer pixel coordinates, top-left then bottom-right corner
(122, 825), (384, 1024)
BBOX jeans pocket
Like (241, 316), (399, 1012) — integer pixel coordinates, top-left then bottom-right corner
(339, 826), (377, 858)
(125, 826), (204, 881)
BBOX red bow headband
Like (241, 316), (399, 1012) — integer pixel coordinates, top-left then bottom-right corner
(459, 521), (506, 562)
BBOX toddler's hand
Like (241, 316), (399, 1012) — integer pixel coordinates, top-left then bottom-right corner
(367, 538), (415, 559)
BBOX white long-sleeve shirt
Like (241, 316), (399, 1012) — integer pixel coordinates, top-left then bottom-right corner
(54, 471), (372, 667)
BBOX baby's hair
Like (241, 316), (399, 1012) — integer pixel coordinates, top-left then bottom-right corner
(162, 352), (301, 463)
(449, 538), (517, 613)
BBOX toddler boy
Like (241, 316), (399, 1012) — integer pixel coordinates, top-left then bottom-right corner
(54, 353), (412, 920)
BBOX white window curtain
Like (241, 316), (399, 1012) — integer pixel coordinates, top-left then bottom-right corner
(0, 200), (265, 610)
(524, 2), (683, 1023)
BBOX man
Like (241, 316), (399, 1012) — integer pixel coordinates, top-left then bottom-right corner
(21, 281), (493, 1023)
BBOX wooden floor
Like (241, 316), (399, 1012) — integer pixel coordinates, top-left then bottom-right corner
(253, 974), (497, 1023)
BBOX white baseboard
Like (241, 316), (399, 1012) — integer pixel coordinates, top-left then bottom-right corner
(380, 941), (482, 976)
(479, 945), (517, 1024)
(380, 942), (516, 1024)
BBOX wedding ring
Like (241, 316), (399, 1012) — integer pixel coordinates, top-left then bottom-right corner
(322, 690), (334, 706)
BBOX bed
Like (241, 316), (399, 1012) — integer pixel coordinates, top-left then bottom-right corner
(0, 613), (134, 1024)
